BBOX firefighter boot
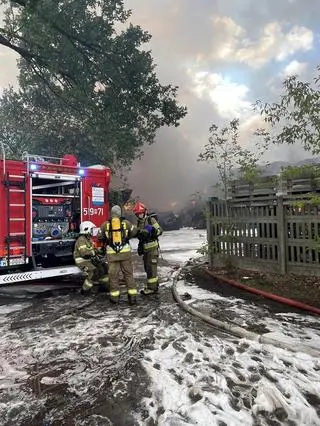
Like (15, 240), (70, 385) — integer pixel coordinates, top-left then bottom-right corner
(140, 282), (159, 296)
(81, 278), (93, 295)
(98, 275), (109, 293)
(109, 290), (120, 304)
(128, 289), (137, 305)
(128, 295), (137, 305)
(140, 288), (155, 295)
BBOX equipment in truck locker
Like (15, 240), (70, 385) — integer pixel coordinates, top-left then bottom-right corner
(32, 197), (73, 240)
(0, 146), (111, 286)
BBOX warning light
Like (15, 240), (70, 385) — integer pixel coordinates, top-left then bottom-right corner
(30, 164), (38, 171)
(78, 169), (85, 176)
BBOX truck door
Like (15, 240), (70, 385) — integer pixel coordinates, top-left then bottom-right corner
(81, 168), (110, 226)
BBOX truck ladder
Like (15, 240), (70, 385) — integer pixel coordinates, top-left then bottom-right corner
(5, 172), (28, 267)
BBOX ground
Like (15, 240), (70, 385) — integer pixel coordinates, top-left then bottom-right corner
(208, 266), (320, 309)
(0, 229), (319, 426)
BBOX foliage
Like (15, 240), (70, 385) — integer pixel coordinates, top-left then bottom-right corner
(198, 119), (268, 267)
(198, 119), (267, 200)
(240, 165), (262, 185)
(280, 164), (320, 180)
(0, 0), (187, 166)
(196, 242), (209, 256)
(109, 189), (133, 207)
(310, 194), (320, 205)
(254, 66), (320, 155)
(291, 192), (320, 210)
(291, 199), (306, 210)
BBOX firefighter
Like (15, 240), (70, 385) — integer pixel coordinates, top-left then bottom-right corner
(99, 205), (138, 304)
(73, 221), (109, 294)
(133, 202), (163, 295)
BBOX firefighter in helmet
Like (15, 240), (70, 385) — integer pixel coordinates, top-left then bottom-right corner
(99, 205), (138, 304)
(133, 202), (163, 295)
(73, 221), (109, 294)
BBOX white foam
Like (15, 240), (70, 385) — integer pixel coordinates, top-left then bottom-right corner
(1, 229), (319, 425)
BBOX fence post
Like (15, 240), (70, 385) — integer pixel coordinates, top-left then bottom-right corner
(206, 201), (214, 270)
(277, 195), (287, 274)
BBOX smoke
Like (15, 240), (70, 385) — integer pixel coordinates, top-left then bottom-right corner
(125, 0), (319, 210)
(128, 127), (218, 210)
(1, 2), (319, 211)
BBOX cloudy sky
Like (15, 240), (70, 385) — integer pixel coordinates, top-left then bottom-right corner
(1, 0), (319, 210)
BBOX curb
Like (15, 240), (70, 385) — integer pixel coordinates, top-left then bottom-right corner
(205, 269), (320, 316)
(171, 269), (320, 358)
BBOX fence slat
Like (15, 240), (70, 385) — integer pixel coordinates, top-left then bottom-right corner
(207, 190), (320, 275)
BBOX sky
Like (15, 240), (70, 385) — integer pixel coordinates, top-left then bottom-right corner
(1, 0), (320, 210)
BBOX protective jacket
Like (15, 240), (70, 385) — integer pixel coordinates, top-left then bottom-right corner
(73, 234), (102, 292)
(99, 217), (138, 259)
(137, 215), (162, 253)
(73, 235), (95, 262)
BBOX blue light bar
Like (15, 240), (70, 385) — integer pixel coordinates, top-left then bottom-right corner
(78, 169), (85, 176)
(30, 164), (38, 171)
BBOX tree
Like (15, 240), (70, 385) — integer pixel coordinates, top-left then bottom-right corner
(0, 0), (187, 166)
(198, 119), (268, 268)
(198, 119), (266, 201)
(255, 66), (320, 155)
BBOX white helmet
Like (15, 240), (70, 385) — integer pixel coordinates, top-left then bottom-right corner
(79, 221), (96, 235)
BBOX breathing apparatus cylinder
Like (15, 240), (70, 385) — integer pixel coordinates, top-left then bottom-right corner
(111, 217), (122, 244)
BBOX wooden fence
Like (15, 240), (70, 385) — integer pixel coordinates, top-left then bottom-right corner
(207, 179), (320, 275)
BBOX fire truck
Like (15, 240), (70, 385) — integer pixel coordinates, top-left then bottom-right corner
(0, 146), (111, 286)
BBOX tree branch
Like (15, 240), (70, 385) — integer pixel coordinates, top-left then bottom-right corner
(0, 33), (34, 60)
(11, 0), (27, 6)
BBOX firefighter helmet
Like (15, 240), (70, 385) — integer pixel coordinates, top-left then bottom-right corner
(110, 205), (122, 218)
(79, 221), (96, 235)
(133, 202), (147, 215)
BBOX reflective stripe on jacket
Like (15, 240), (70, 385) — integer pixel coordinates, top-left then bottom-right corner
(143, 240), (159, 251)
(73, 235), (95, 260)
(106, 243), (131, 255)
(99, 218), (138, 255)
(137, 216), (162, 251)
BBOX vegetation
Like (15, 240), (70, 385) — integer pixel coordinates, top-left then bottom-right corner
(197, 119), (268, 267)
(279, 164), (320, 180)
(255, 66), (320, 156)
(0, 0), (187, 166)
(198, 118), (267, 200)
(240, 165), (263, 185)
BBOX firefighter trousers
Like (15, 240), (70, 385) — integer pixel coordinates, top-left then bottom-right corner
(75, 259), (109, 291)
(143, 248), (159, 291)
(76, 259), (96, 291)
(107, 252), (137, 300)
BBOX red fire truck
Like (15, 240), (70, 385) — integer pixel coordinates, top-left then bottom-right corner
(0, 147), (111, 286)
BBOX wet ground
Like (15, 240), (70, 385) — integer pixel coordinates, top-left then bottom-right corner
(184, 268), (320, 339)
(0, 229), (320, 426)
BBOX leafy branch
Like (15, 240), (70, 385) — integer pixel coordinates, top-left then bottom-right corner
(198, 118), (268, 200)
(254, 66), (320, 155)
